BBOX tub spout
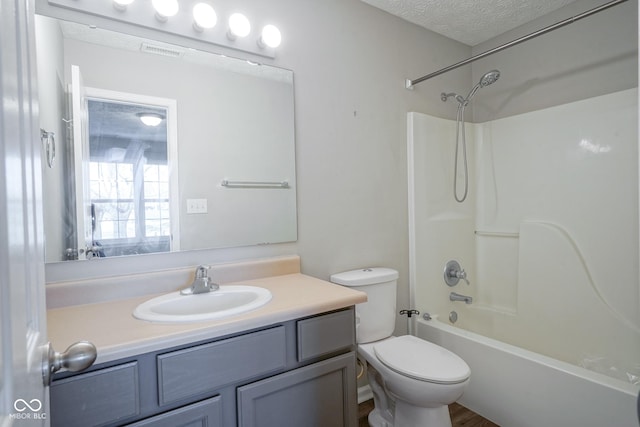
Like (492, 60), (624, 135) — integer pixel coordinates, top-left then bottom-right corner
(450, 292), (473, 304)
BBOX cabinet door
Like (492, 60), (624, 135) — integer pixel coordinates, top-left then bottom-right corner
(50, 362), (139, 427)
(125, 396), (221, 427)
(237, 352), (357, 427)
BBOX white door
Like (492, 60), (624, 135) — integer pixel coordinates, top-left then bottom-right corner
(0, 0), (49, 424)
(70, 65), (93, 260)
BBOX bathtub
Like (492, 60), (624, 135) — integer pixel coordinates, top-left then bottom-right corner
(416, 316), (640, 427)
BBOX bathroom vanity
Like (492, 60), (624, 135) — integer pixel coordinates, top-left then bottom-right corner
(46, 256), (366, 427)
(50, 308), (356, 426)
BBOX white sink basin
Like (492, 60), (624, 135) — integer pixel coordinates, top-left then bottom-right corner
(133, 285), (272, 323)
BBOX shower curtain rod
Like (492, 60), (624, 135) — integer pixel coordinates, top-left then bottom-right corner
(405, 0), (629, 89)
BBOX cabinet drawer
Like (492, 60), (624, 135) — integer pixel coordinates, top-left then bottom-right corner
(297, 308), (355, 362)
(125, 396), (222, 427)
(50, 362), (139, 427)
(157, 326), (286, 405)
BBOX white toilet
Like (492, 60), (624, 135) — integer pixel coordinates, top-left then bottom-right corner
(331, 268), (470, 427)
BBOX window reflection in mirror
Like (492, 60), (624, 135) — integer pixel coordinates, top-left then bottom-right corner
(87, 98), (175, 258)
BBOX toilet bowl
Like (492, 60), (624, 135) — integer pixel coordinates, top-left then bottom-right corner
(359, 335), (470, 427)
(331, 268), (470, 427)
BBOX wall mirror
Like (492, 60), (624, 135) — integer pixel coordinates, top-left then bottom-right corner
(36, 14), (297, 263)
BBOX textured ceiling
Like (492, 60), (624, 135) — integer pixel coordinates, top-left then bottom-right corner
(361, 0), (578, 46)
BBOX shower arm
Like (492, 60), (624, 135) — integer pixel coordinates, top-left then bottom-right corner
(405, 0), (628, 89)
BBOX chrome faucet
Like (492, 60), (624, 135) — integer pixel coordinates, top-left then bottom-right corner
(181, 265), (219, 295)
(450, 292), (473, 304)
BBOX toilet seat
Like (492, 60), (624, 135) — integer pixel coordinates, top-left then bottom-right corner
(374, 335), (470, 384)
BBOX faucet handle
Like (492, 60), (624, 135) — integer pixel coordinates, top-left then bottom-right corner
(195, 265), (212, 278)
(444, 260), (470, 286)
(456, 269), (470, 285)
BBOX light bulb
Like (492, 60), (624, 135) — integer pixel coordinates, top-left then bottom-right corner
(227, 13), (251, 40)
(259, 24), (281, 48)
(113, 0), (134, 11)
(152, 0), (179, 22)
(192, 3), (217, 31)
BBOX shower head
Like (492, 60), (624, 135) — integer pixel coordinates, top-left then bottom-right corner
(466, 69), (501, 101)
(479, 69), (500, 87)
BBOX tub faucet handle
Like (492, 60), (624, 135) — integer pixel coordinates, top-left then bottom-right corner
(457, 269), (470, 285)
(444, 260), (470, 286)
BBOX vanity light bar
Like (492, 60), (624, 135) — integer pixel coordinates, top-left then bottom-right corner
(45, 0), (282, 58)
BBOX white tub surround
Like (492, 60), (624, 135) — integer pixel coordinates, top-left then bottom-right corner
(408, 89), (639, 377)
(407, 89), (639, 427)
(46, 256), (367, 365)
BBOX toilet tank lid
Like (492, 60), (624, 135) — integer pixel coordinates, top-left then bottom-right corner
(330, 268), (399, 286)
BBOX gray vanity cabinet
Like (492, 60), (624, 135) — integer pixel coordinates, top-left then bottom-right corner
(49, 307), (357, 427)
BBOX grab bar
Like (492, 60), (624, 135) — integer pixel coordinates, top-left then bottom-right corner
(475, 230), (519, 238)
(221, 180), (289, 189)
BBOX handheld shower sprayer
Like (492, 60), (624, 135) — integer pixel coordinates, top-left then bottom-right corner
(465, 69), (500, 102)
(442, 70), (501, 107)
(441, 69), (501, 203)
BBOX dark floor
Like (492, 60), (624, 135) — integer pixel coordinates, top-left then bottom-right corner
(358, 399), (499, 427)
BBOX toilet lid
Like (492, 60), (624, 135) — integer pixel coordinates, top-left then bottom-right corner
(374, 335), (470, 384)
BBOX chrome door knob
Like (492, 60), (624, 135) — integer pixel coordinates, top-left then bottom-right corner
(42, 341), (97, 386)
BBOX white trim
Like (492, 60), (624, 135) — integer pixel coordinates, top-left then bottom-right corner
(406, 113), (417, 331)
(358, 385), (373, 404)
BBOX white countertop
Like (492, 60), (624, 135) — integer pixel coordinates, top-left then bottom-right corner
(47, 273), (367, 365)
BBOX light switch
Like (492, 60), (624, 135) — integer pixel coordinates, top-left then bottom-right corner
(186, 198), (208, 214)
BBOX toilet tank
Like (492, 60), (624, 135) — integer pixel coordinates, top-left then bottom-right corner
(330, 268), (399, 344)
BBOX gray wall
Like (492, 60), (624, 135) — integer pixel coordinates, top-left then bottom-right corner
(42, 0), (637, 337)
(469, 0), (637, 122)
(42, 0), (471, 334)
(36, 15), (68, 261)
